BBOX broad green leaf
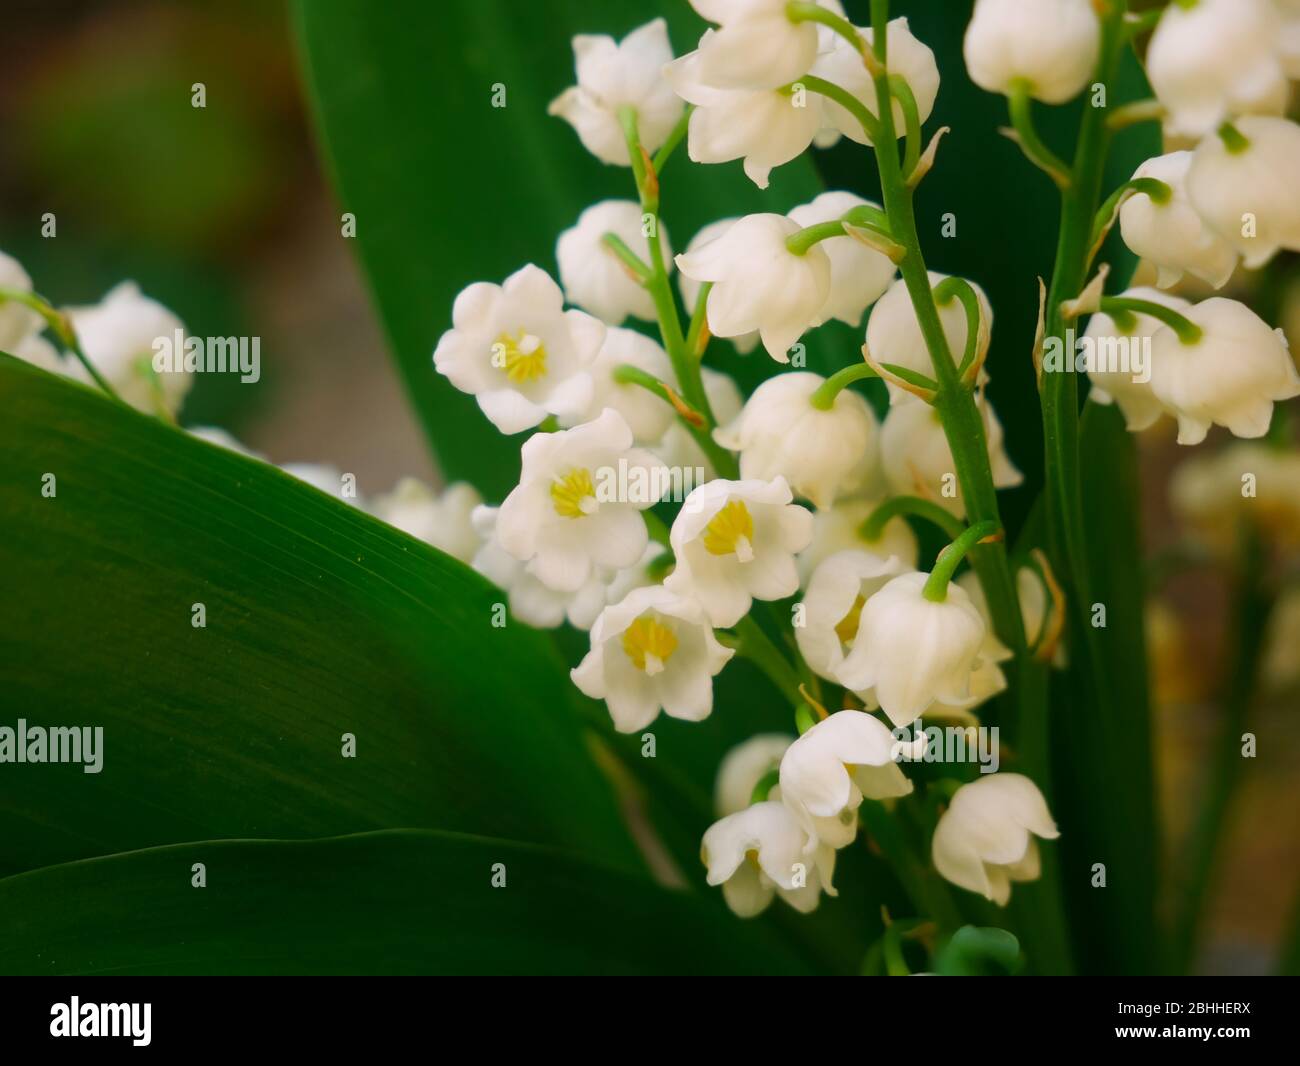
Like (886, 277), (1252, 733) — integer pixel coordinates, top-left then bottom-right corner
(0, 829), (810, 975)
(0, 356), (636, 877)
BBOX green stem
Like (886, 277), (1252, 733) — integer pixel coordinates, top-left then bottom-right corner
(932, 276), (983, 378)
(889, 74), (922, 178)
(1217, 121), (1251, 155)
(785, 1), (868, 59)
(1007, 81), (1072, 187)
(750, 767), (781, 806)
(1089, 177), (1172, 252)
(796, 74), (883, 145)
(0, 287), (121, 402)
(861, 495), (965, 543)
(1098, 296), (1202, 343)
(651, 105), (692, 172)
(731, 615), (803, 706)
(923, 521), (1000, 602)
(785, 219), (849, 256)
(685, 281), (712, 358)
(600, 233), (652, 282)
(809, 362), (877, 409)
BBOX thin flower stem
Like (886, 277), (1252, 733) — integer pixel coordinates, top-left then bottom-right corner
(809, 362), (877, 409)
(731, 614), (804, 706)
(651, 105), (693, 173)
(796, 74), (883, 145)
(785, 219), (850, 256)
(860, 495), (965, 543)
(685, 281), (712, 358)
(889, 74), (922, 178)
(785, 1), (870, 62)
(600, 233), (652, 282)
(1099, 296), (1203, 343)
(0, 287), (121, 402)
(1089, 176), (1172, 252)
(1007, 81), (1072, 188)
(923, 521), (1000, 602)
(931, 276), (983, 377)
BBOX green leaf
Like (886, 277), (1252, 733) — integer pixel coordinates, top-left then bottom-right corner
(0, 829), (810, 975)
(0, 356), (636, 877)
(934, 925), (1023, 976)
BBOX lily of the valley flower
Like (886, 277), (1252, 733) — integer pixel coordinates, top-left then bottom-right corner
(836, 570), (989, 727)
(674, 213), (830, 361)
(797, 496), (920, 585)
(433, 264), (604, 434)
(1118, 152), (1237, 290)
(556, 200), (669, 326)
(685, 0), (827, 91)
(795, 549), (905, 685)
(1146, 0), (1287, 138)
(571, 326), (678, 443)
(932, 773), (1060, 905)
(0, 251), (43, 351)
(665, 477), (813, 627)
(714, 733), (794, 815)
(548, 18), (684, 166)
(713, 371), (880, 508)
(701, 801), (835, 917)
(1148, 297), (1300, 445)
(787, 192), (897, 326)
(1171, 441), (1300, 555)
(496, 408), (667, 591)
(1187, 116), (1300, 269)
(572, 584), (734, 731)
(962, 0), (1100, 104)
(678, 219), (760, 354)
(372, 478), (483, 563)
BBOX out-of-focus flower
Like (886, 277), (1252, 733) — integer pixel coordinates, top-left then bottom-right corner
(963, 0), (1100, 104)
(1170, 441), (1300, 554)
(373, 478), (483, 563)
(280, 463), (366, 509)
(557, 200), (669, 325)
(0, 251), (44, 351)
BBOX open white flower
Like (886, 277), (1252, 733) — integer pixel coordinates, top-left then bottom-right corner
(811, 17), (940, 146)
(701, 801), (835, 917)
(372, 478), (483, 563)
(788, 192), (897, 326)
(678, 219), (759, 354)
(1148, 297), (1300, 445)
(665, 477), (813, 627)
(713, 371), (879, 508)
(675, 213), (830, 362)
(496, 408), (667, 592)
(1118, 152), (1237, 290)
(778, 710), (913, 848)
(557, 200), (668, 325)
(656, 365), (744, 479)
(66, 281), (190, 418)
(548, 19), (684, 166)
(1083, 286), (1191, 432)
(685, 0), (831, 91)
(12, 332), (66, 375)
(932, 773), (1059, 905)
(795, 549), (905, 685)
(880, 396), (1021, 517)
(797, 496), (920, 585)
(836, 571), (989, 727)
(962, 0), (1100, 104)
(433, 264), (604, 434)
(1187, 116), (1300, 269)
(664, 39), (824, 190)
(0, 251), (44, 351)
(570, 326), (677, 443)
(715, 733), (794, 815)
(1147, 0), (1287, 139)
(865, 272), (992, 401)
(572, 584), (733, 731)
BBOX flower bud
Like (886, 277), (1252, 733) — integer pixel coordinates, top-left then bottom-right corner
(963, 0), (1100, 104)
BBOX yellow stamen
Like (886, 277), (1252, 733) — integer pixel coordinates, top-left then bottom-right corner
(621, 614), (678, 675)
(550, 468), (598, 518)
(702, 499), (755, 561)
(834, 594), (867, 646)
(494, 330), (548, 383)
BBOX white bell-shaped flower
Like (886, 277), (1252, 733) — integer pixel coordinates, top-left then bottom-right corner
(1083, 286), (1192, 432)
(664, 477), (814, 627)
(0, 251), (44, 351)
(663, 39), (824, 190)
(713, 371), (880, 508)
(1148, 297), (1300, 445)
(795, 549), (905, 685)
(1146, 0), (1287, 139)
(1118, 152), (1237, 290)
(787, 192), (897, 326)
(836, 571), (989, 727)
(797, 496), (920, 585)
(1187, 116), (1300, 269)
(675, 213), (830, 362)
(655, 366), (744, 479)
(880, 396), (1022, 518)
(932, 773), (1060, 905)
(701, 801), (836, 917)
(569, 326), (677, 444)
(865, 271), (992, 401)
(496, 408), (668, 591)
(678, 219), (760, 354)
(372, 478), (482, 563)
(572, 584), (734, 732)
(962, 0), (1100, 104)
(685, 0), (828, 91)
(556, 200), (669, 326)
(714, 733), (794, 816)
(66, 282), (190, 418)
(548, 19), (684, 166)
(433, 264), (604, 434)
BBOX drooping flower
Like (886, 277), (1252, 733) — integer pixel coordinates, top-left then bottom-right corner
(664, 477), (814, 627)
(713, 371), (880, 508)
(796, 495), (920, 585)
(684, 0), (831, 91)
(569, 326), (677, 444)
(678, 219), (759, 354)
(962, 0), (1100, 104)
(0, 251), (44, 352)
(1187, 116), (1300, 269)
(556, 200), (669, 325)
(432, 264), (604, 434)
(674, 213), (830, 361)
(932, 773), (1059, 905)
(714, 733), (795, 815)
(572, 584), (734, 732)
(1148, 297), (1300, 445)
(1117, 152), (1237, 290)
(787, 191), (897, 326)
(496, 408), (667, 591)
(1146, 0), (1287, 138)
(795, 549), (905, 685)
(548, 18), (684, 166)
(372, 478), (483, 563)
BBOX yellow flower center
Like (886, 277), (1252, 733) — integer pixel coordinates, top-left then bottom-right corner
(550, 468), (598, 518)
(834, 594), (867, 646)
(702, 499), (755, 561)
(494, 330), (548, 383)
(621, 614), (678, 675)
